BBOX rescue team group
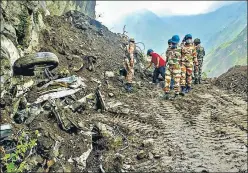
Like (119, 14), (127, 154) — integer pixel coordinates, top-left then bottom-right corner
(123, 34), (205, 100)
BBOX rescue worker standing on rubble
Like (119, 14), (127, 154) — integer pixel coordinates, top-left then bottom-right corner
(166, 39), (175, 90)
(180, 34), (198, 95)
(145, 49), (166, 85)
(123, 38), (137, 92)
(193, 38), (205, 84)
(163, 35), (181, 100)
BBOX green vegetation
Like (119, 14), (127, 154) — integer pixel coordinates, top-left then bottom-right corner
(1, 130), (39, 173)
(203, 25), (247, 77)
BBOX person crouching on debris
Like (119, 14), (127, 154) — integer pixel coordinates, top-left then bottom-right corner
(123, 38), (137, 92)
(163, 35), (182, 100)
(145, 49), (166, 85)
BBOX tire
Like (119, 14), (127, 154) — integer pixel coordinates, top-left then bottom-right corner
(14, 52), (59, 75)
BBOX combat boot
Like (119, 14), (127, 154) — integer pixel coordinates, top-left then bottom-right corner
(162, 93), (170, 100)
(180, 86), (187, 96)
(127, 83), (133, 92)
(185, 86), (192, 93)
(194, 78), (199, 84)
(198, 78), (201, 84)
(124, 83), (132, 92)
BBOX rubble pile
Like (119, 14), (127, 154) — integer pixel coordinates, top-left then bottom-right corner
(0, 10), (149, 172)
(214, 65), (247, 96)
(2, 9), (247, 173)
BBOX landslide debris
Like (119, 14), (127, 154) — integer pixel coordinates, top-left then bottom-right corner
(1, 9), (247, 173)
(0, 10), (146, 173)
(214, 65), (247, 96)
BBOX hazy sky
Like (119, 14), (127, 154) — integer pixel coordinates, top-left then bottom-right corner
(96, 1), (238, 27)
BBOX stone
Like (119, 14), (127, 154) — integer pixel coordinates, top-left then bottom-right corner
(148, 152), (153, 159)
(108, 93), (114, 97)
(95, 122), (114, 138)
(142, 138), (154, 148)
(1, 35), (20, 73)
(154, 154), (161, 159)
(123, 164), (131, 170)
(105, 71), (115, 78)
(137, 150), (146, 160)
(120, 108), (130, 114)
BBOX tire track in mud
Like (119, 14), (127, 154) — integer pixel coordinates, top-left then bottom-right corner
(90, 89), (247, 172)
(190, 91), (248, 172)
(146, 91), (247, 172)
(90, 114), (159, 137)
(147, 100), (214, 172)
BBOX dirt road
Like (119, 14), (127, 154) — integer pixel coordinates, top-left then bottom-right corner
(95, 83), (247, 172)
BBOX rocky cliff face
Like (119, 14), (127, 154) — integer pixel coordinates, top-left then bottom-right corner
(44, 1), (96, 18)
(0, 1), (96, 94)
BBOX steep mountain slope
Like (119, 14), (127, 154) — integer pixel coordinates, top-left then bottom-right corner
(161, 1), (247, 51)
(111, 10), (173, 54)
(203, 25), (247, 77)
(108, 1), (247, 76)
(110, 2), (246, 53)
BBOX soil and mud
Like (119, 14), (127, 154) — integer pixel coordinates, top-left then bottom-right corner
(1, 10), (247, 172)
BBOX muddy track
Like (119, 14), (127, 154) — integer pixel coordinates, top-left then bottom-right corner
(89, 84), (247, 172)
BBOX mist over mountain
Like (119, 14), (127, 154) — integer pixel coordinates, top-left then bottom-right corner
(109, 1), (247, 77)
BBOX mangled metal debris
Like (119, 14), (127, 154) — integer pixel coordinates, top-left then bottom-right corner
(0, 124), (12, 140)
(14, 79), (34, 97)
(48, 99), (79, 131)
(96, 87), (106, 112)
(38, 75), (86, 90)
(73, 144), (93, 170)
(31, 88), (82, 105)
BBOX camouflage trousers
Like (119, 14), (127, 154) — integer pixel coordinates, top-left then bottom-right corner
(124, 60), (134, 83)
(164, 65), (181, 94)
(181, 61), (194, 87)
(194, 59), (203, 82)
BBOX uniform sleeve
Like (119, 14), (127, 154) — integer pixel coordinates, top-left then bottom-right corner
(193, 48), (198, 65)
(165, 50), (169, 63)
(203, 47), (205, 56)
(178, 48), (183, 64)
(192, 47), (197, 58)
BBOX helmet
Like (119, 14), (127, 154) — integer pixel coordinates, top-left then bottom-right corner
(185, 34), (192, 40)
(129, 38), (135, 42)
(168, 39), (172, 44)
(171, 35), (180, 44)
(194, 38), (201, 44)
(147, 49), (153, 55)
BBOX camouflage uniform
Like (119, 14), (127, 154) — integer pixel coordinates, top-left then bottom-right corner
(194, 44), (205, 83)
(124, 42), (136, 83)
(180, 44), (198, 87)
(163, 47), (181, 94)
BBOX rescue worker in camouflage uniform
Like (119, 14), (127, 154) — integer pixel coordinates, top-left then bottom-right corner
(163, 35), (181, 100)
(166, 39), (175, 90)
(123, 38), (137, 92)
(180, 34), (198, 95)
(193, 38), (205, 84)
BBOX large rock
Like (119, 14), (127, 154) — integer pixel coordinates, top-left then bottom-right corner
(43, 1), (96, 19)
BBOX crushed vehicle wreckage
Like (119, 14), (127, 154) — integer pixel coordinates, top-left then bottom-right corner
(0, 47), (137, 172)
